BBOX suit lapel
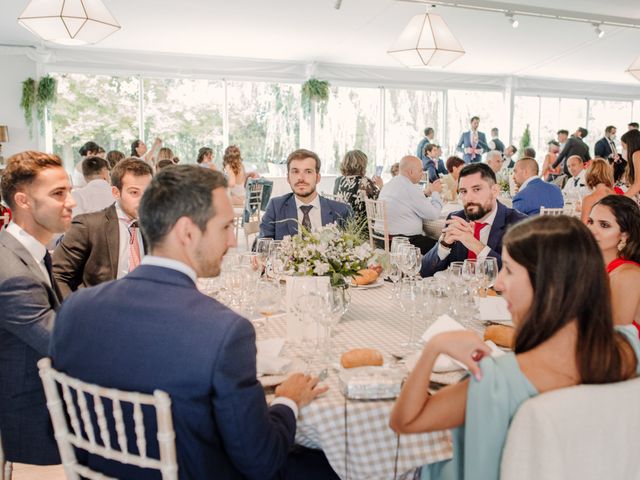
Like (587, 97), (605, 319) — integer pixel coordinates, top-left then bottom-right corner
(0, 229), (62, 306)
(104, 205), (120, 279)
(283, 195), (298, 236)
(319, 196), (333, 226)
(487, 202), (507, 250)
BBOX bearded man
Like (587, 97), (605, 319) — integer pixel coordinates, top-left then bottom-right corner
(420, 163), (527, 277)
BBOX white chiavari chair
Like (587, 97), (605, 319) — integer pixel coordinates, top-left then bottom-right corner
(38, 358), (178, 480)
(0, 429), (12, 480)
(539, 207), (564, 216)
(364, 198), (390, 252)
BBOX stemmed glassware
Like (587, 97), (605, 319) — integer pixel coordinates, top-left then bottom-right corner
(255, 238), (273, 275)
(477, 257), (499, 297)
(398, 278), (423, 352)
(254, 279), (281, 336)
(387, 253), (402, 299)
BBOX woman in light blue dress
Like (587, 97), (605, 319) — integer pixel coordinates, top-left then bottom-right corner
(390, 215), (640, 480)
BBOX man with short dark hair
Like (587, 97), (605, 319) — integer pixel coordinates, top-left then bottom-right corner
(595, 125), (626, 182)
(513, 157), (564, 215)
(489, 127), (505, 153)
(53, 158), (153, 298)
(420, 163), (526, 277)
(71, 156), (113, 216)
(50, 165), (337, 479)
(0, 151), (76, 466)
(259, 149), (352, 240)
(416, 126), (435, 167)
(628, 122), (639, 131)
(504, 144), (518, 168)
(553, 127), (590, 174)
(456, 116), (490, 163)
(423, 143), (440, 182)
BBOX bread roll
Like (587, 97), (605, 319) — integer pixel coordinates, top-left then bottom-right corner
(340, 348), (384, 369)
(352, 268), (379, 286)
(484, 325), (515, 349)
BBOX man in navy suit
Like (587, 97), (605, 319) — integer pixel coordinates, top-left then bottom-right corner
(456, 116), (490, 163)
(416, 126), (435, 168)
(595, 125), (626, 183)
(0, 151), (76, 465)
(260, 149), (352, 240)
(50, 166), (338, 479)
(420, 163), (527, 277)
(512, 157), (564, 216)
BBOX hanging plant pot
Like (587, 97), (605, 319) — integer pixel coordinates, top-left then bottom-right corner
(36, 75), (58, 134)
(301, 78), (330, 120)
(21, 78), (36, 137)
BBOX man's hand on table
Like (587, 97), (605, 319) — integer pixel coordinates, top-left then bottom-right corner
(275, 373), (328, 408)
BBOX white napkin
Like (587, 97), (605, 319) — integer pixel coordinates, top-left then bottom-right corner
(256, 338), (292, 376)
(475, 296), (512, 323)
(405, 315), (507, 373)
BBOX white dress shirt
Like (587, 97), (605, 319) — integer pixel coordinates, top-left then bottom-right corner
(140, 254), (299, 418)
(5, 222), (51, 287)
(378, 175), (443, 236)
(294, 194), (322, 232)
(437, 202), (498, 262)
(72, 179), (115, 217)
(115, 202), (145, 279)
(562, 170), (588, 197)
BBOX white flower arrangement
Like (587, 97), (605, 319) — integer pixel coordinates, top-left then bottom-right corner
(279, 222), (374, 287)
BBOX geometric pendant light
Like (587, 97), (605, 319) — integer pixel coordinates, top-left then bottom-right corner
(18, 0), (121, 46)
(626, 56), (640, 82)
(388, 11), (465, 68)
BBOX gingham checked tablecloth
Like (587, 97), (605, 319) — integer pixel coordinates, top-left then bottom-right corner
(258, 284), (453, 480)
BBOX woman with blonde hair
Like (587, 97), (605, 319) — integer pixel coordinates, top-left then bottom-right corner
(390, 215), (639, 480)
(580, 158), (617, 223)
(223, 145), (249, 206)
(156, 147), (175, 163)
(333, 149), (382, 224)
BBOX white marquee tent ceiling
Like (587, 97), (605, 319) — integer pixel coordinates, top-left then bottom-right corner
(2, 0), (640, 84)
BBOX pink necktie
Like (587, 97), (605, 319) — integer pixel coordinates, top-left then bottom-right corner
(128, 221), (141, 271)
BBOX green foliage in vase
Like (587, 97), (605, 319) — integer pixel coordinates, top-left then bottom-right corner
(301, 78), (330, 120)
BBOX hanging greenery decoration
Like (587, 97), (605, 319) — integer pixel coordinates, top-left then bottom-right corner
(21, 78), (36, 136)
(301, 78), (330, 119)
(36, 75), (58, 133)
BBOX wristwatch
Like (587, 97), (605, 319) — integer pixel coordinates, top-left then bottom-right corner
(439, 235), (455, 249)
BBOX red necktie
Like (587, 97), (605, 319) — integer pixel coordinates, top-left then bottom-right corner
(467, 222), (488, 259)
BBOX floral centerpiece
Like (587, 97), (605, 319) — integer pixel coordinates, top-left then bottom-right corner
(280, 222), (374, 287)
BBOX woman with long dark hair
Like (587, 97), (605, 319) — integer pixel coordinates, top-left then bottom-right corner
(621, 128), (640, 204)
(587, 194), (640, 330)
(390, 215), (639, 480)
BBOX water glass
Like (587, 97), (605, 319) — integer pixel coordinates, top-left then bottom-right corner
(477, 257), (499, 297)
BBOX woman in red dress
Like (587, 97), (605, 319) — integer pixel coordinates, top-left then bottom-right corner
(587, 195), (640, 333)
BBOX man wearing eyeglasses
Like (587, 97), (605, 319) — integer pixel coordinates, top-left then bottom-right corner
(53, 158), (153, 298)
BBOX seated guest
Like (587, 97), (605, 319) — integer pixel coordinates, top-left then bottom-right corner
(378, 155), (443, 254)
(50, 166), (337, 480)
(587, 195), (640, 330)
(485, 150), (504, 179)
(562, 155), (588, 197)
(0, 203), (11, 229)
(106, 150), (124, 170)
(434, 145), (448, 176)
(512, 157), (564, 215)
(155, 158), (175, 171)
(333, 149), (382, 225)
(504, 144), (517, 168)
(423, 144), (441, 182)
(197, 146), (216, 170)
(0, 151), (76, 465)
(416, 127), (435, 167)
(420, 163), (526, 277)
(540, 140), (562, 180)
(71, 156), (114, 217)
(260, 149), (352, 240)
(441, 156), (465, 202)
(552, 127), (591, 175)
(580, 159), (618, 224)
(72, 141), (101, 188)
(53, 158), (153, 298)
(393, 215), (640, 479)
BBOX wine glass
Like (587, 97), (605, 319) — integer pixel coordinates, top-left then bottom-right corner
(477, 257), (499, 297)
(255, 238), (273, 273)
(398, 278), (422, 351)
(398, 244), (417, 280)
(462, 259), (478, 302)
(255, 279), (282, 336)
(387, 254), (402, 299)
(391, 236), (409, 256)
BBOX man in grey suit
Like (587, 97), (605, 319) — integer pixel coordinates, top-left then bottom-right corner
(0, 151), (76, 464)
